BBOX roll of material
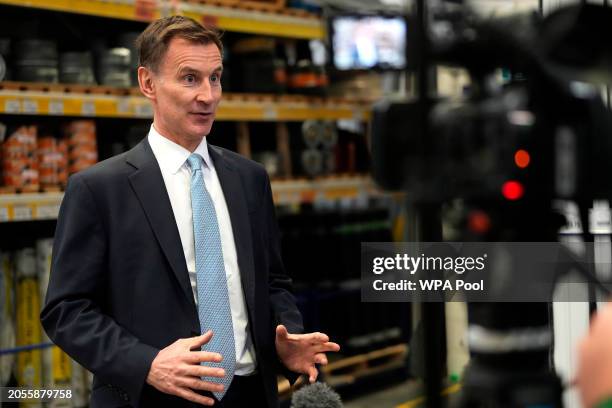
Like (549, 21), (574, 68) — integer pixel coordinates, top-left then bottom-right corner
(117, 32), (140, 86)
(59, 52), (96, 85)
(322, 150), (336, 173)
(0, 252), (16, 386)
(15, 248), (43, 408)
(97, 48), (131, 87)
(0, 38), (10, 57)
(36, 239), (73, 408)
(302, 120), (337, 149)
(0, 54), (5, 82)
(301, 148), (323, 177)
(320, 122), (338, 149)
(15, 40), (58, 60)
(301, 120), (322, 148)
(0, 38), (11, 80)
(71, 362), (89, 408)
(14, 39), (59, 83)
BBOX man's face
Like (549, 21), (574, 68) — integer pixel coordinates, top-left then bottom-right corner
(149, 37), (222, 144)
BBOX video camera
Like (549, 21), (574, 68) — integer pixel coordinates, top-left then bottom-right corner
(329, 2), (612, 407)
(372, 3), (612, 207)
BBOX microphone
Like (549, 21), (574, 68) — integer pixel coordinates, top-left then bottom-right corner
(290, 382), (343, 408)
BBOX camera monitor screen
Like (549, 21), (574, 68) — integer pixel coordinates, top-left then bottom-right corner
(330, 15), (407, 71)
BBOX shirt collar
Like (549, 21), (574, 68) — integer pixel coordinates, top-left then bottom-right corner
(147, 124), (213, 174)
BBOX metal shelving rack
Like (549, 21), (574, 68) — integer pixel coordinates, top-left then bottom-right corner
(0, 82), (371, 122)
(0, 176), (382, 222)
(0, 0), (325, 39)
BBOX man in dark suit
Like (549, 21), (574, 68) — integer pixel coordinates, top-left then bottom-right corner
(40, 16), (339, 407)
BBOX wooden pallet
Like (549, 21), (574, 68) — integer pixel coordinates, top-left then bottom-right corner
(277, 344), (408, 400)
(277, 374), (306, 398)
(321, 344), (408, 387)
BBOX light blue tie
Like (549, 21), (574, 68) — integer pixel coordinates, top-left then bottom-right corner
(187, 153), (235, 400)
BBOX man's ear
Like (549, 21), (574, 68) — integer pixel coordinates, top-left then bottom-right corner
(138, 66), (156, 100)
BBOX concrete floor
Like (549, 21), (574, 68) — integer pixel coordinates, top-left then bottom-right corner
(343, 379), (463, 408)
(343, 379), (424, 408)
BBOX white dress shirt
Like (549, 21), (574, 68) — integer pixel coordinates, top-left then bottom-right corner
(148, 125), (256, 375)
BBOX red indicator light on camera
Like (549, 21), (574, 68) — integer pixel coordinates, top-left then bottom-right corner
(502, 180), (524, 200)
(514, 149), (530, 168)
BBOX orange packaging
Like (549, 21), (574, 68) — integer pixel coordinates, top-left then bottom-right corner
(66, 120), (95, 134)
(63, 120), (97, 175)
(37, 137), (56, 150)
(1, 126), (39, 189)
(69, 147), (97, 162)
(36, 134), (67, 188)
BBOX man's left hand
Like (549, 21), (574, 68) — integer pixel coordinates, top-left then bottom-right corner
(275, 325), (340, 383)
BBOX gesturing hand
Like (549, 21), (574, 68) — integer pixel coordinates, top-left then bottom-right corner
(146, 330), (226, 406)
(577, 303), (612, 408)
(275, 325), (340, 383)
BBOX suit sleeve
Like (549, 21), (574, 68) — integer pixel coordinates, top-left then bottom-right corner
(261, 171), (305, 383)
(40, 174), (158, 407)
(263, 171), (303, 335)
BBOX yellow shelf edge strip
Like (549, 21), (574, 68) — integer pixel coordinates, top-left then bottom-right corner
(0, 0), (324, 39)
(0, 91), (369, 121)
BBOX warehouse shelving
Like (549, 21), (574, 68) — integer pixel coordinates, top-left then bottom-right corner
(272, 175), (380, 205)
(0, 0), (324, 39)
(0, 191), (63, 222)
(0, 3), (409, 400)
(0, 176), (382, 222)
(0, 82), (371, 121)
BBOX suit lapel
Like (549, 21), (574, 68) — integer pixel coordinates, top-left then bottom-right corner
(126, 140), (198, 329)
(209, 146), (257, 325)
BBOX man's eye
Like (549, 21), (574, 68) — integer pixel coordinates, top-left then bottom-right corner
(210, 74), (221, 84)
(184, 74), (196, 83)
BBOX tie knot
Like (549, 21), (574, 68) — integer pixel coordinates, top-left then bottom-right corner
(187, 153), (203, 172)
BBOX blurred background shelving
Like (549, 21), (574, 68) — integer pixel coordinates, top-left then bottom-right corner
(0, 0), (413, 407)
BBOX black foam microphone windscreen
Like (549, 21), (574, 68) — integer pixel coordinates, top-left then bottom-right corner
(290, 382), (343, 408)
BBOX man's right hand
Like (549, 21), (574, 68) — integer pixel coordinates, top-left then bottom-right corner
(146, 330), (225, 406)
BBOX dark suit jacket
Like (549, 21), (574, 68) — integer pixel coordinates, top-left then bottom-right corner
(40, 138), (304, 407)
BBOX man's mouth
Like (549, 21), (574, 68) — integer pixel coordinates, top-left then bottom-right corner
(190, 112), (213, 118)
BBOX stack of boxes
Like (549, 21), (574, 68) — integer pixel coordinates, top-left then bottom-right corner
(0, 120), (98, 191)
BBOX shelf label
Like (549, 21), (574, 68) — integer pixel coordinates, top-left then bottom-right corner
(0, 206), (8, 222)
(264, 106), (277, 120)
(22, 99), (38, 114)
(12, 205), (33, 221)
(37, 203), (60, 219)
(117, 99), (130, 114)
(4, 99), (20, 113)
(135, 103), (153, 117)
(49, 100), (64, 115)
(81, 101), (96, 116)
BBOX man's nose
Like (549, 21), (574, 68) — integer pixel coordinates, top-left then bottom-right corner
(196, 81), (214, 103)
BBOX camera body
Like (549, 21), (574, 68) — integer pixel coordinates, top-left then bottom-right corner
(329, 2), (612, 406)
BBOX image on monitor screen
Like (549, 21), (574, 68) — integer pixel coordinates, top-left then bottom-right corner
(332, 15), (407, 70)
